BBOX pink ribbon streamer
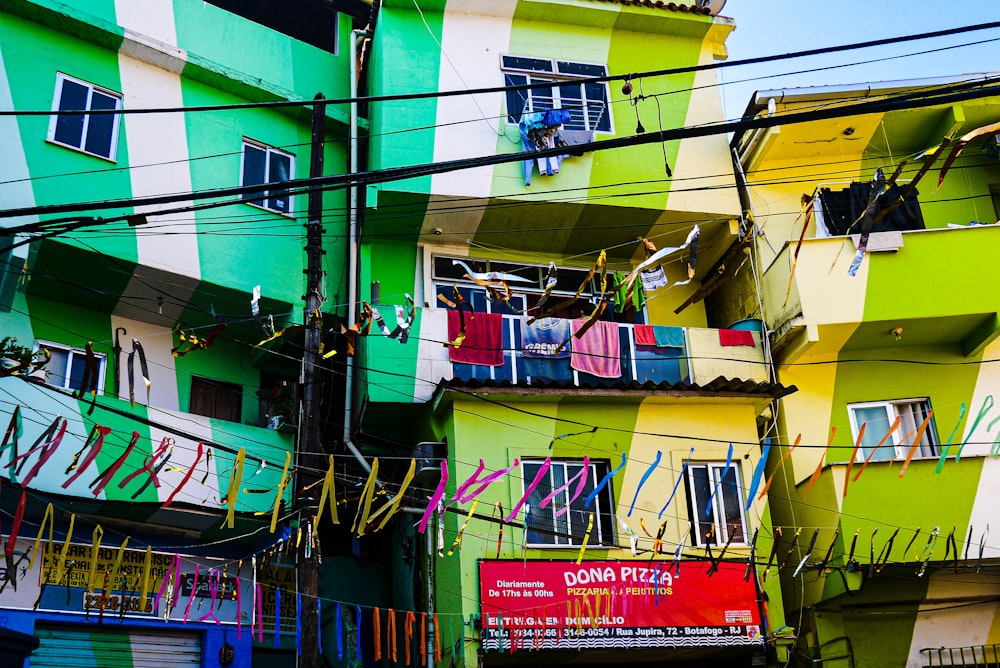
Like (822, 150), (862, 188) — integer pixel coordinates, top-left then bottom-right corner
(198, 569), (220, 624)
(62, 425), (111, 489)
(183, 564), (200, 623)
(119, 436), (171, 490)
(454, 460), (521, 505)
(163, 442), (203, 507)
(255, 583), (264, 642)
(417, 460), (448, 534)
(540, 456), (589, 518)
(20, 420), (69, 486)
(154, 554), (181, 614)
(505, 458), (551, 522)
(90, 431), (140, 497)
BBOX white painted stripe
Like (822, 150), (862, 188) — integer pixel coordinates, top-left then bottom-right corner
(415, 307), (453, 402)
(110, 315), (181, 411)
(150, 412), (220, 507)
(114, 0), (179, 48)
(431, 7), (517, 198)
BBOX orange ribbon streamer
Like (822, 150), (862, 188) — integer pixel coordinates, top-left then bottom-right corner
(843, 422), (867, 499)
(420, 612), (427, 666)
(852, 417), (901, 483)
(389, 609), (397, 663)
(758, 434), (801, 500)
(374, 607), (382, 661)
(899, 410), (935, 479)
(405, 611), (416, 666)
(803, 427), (836, 499)
(434, 613), (442, 663)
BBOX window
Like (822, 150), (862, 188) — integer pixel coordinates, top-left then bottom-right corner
(686, 462), (747, 547)
(848, 399), (939, 462)
(47, 74), (122, 161)
(522, 459), (616, 547)
(431, 254), (643, 322)
(241, 140), (294, 214)
(190, 377), (243, 422)
(36, 341), (106, 393)
(502, 56), (612, 133)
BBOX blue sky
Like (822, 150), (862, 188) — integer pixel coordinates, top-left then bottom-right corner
(718, 1), (1000, 120)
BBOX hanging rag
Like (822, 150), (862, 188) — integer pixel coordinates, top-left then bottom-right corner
(570, 320), (620, 378)
(447, 310), (503, 366)
(634, 325), (658, 347)
(718, 329), (755, 347)
(520, 318), (571, 359)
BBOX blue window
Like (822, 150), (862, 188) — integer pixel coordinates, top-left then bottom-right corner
(241, 140), (295, 214)
(48, 74), (122, 161)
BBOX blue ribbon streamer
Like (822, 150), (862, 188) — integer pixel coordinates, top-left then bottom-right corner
(628, 451), (662, 517)
(654, 564), (663, 605)
(585, 453), (627, 508)
(317, 597), (323, 656)
(356, 605), (362, 659)
(296, 592), (302, 657)
(706, 443), (734, 517)
(337, 602), (344, 660)
(659, 448), (694, 519)
(275, 588), (282, 649)
(745, 439), (771, 513)
(936, 402), (967, 474)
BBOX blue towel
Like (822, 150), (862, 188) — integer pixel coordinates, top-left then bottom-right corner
(652, 326), (684, 348)
(520, 318), (571, 359)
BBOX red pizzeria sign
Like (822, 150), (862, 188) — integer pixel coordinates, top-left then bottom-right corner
(479, 560), (762, 651)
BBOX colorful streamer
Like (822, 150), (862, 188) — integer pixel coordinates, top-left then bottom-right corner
(62, 425), (111, 488)
(224, 448), (246, 529)
(337, 602), (344, 659)
(660, 447), (694, 519)
(183, 564), (200, 623)
(627, 450), (662, 517)
(843, 424), (866, 499)
(296, 592), (303, 657)
(405, 611), (416, 666)
(370, 458), (417, 531)
(87, 525), (103, 593)
(256, 582), (264, 642)
(539, 456), (589, 518)
(935, 402), (968, 473)
(416, 460), (446, 534)
(162, 442), (203, 508)
(90, 431), (140, 497)
(374, 607), (382, 661)
(275, 588), (282, 648)
(899, 411), (936, 478)
(270, 451), (292, 533)
(316, 455), (340, 526)
(705, 444), (733, 516)
(852, 417), (900, 483)
(955, 395), (993, 462)
(575, 513), (595, 565)
(585, 452), (627, 508)
(447, 500), (479, 556)
(744, 441), (769, 512)
(803, 428), (836, 499)
(454, 459), (518, 505)
(506, 458), (550, 522)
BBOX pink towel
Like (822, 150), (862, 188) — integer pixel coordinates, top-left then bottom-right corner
(448, 310), (504, 366)
(571, 320), (621, 378)
(634, 325), (657, 347)
(719, 329), (755, 347)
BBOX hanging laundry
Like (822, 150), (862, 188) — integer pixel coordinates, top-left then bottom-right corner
(447, 310), (504, 366)
(634, 325), (657, 347)
(635, 325), (684, 349)
(718, 329), (755, 346)
(570, 319), (620, 378)
(520, 318), (571, 359)
(639, 267), (668, 292)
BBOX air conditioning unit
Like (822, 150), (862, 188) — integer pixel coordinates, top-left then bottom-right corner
(412, 440), (447, 484)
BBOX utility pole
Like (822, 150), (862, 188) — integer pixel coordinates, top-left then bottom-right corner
(298, 92), (326, 668)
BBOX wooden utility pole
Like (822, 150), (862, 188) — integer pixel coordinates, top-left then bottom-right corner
(298, 92), (326, 668)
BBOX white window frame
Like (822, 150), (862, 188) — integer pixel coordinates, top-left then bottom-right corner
(240, 139), (295, 216)
(501, 55), (614, 134)
(847, 398), (939, 462)
(522, 459), (616, 548)
(34, 340), (107, 395)
(686, 461), (748, 548)
(46, 73), (123, 161)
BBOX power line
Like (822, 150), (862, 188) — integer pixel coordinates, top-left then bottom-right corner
(2, 21), (997, 117)
(3, 76), (999, 246)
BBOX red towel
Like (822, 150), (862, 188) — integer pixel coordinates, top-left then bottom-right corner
(634, 325), (657, 346)
(718, 329), (755, 347)
(570, 320), (621, 378)
(447, 310), (504, 366)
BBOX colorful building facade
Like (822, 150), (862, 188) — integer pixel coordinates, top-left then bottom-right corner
(0, 0), (357, 665)
(717, 77), (1000, 667)
(355, 1), (792, 666)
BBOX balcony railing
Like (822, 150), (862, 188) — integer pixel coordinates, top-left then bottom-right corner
(449, 315), (766, 388)
(922, 644), (1000, 667)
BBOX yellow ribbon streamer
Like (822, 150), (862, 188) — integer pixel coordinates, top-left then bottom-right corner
(270, 451), (292, 533)
(56, 514), (75, 585)
(88, 525), (103, 593)
(352, 458), (380, 536)
(576, 513), (594, 565)
(111, 537), (129, 592)
(316, 455), (340, 526)
(370, 459), (417, 532)
(139, 545), (152, 609)
(28, 503), (54, 572)
(447, 500), (479, 556)
(224, 448), (246, 529)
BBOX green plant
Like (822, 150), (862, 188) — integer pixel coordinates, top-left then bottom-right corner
(0, 336), (45, 377)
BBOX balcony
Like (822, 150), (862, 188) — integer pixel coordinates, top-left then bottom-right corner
(762, 225), (1000, 360)
(367, 310), (773, 404)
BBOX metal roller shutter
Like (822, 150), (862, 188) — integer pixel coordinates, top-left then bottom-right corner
(32, 625), (201, 668)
